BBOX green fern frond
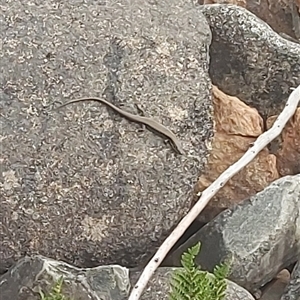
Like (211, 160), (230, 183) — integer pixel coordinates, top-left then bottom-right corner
(39, 276), (71, 300)
(168, 242), (230, 300)
(180, 242), (201, 270)
(213, 261), (231, 280)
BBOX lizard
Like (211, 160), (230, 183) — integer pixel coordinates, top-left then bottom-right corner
(54, 97), (184, 155)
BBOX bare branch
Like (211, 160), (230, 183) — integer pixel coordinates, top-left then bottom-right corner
(128, 85), (300, 300)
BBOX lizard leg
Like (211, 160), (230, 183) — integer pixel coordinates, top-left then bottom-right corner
(134, 104), (146, 131)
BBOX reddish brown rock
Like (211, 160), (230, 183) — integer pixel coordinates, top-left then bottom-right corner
(267, 108), (300, 176)
(192, 86), (279, 223)
(260, 269), (290, 300)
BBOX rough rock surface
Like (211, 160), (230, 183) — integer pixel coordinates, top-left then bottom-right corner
(188, 3), (300, 224)
(281, 260), (300, 300)
(130, 268), (256, 300)
(260, 269), (290, 300)
(267, 108), (300, 176)
(199, 4), (300, 118)
(202, 0), (300, 41)
(0, 0), (214, 270)
(0, 255), (255, 300)
(165, 175), (300, 294)
(191, 86), (279, 222)
(1, 2), (300, 299)
(0, 255), (130, 300)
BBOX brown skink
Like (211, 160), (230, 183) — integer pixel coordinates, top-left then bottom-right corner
(55, 97), (184, 155)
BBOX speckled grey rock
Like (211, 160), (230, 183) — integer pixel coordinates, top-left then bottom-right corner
(0, 0), (213, 270)
(199, 4), (300, 118)
(165, 175), (300, 294)
(281, 260), (300, 300)
(0, 255), (130, 300)
(0, 255), (255, 300)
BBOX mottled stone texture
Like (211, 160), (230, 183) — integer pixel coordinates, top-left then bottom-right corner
(166, 175), (300, 294)
(199, 4), (300, 118)
(0, 255), (255, 300)
(130, 267), (256, 300)
(0, 255), (130, 300)
(281, 260), (300, 300)
(0, 0), (213, 270)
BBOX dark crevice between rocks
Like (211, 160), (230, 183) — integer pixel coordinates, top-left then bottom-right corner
(163, 219), (207, 267)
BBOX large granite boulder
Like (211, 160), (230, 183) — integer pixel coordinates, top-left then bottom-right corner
(0, 0), (213, 270)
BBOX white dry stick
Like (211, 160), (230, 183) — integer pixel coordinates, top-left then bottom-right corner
(128, 85), (300, 300)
